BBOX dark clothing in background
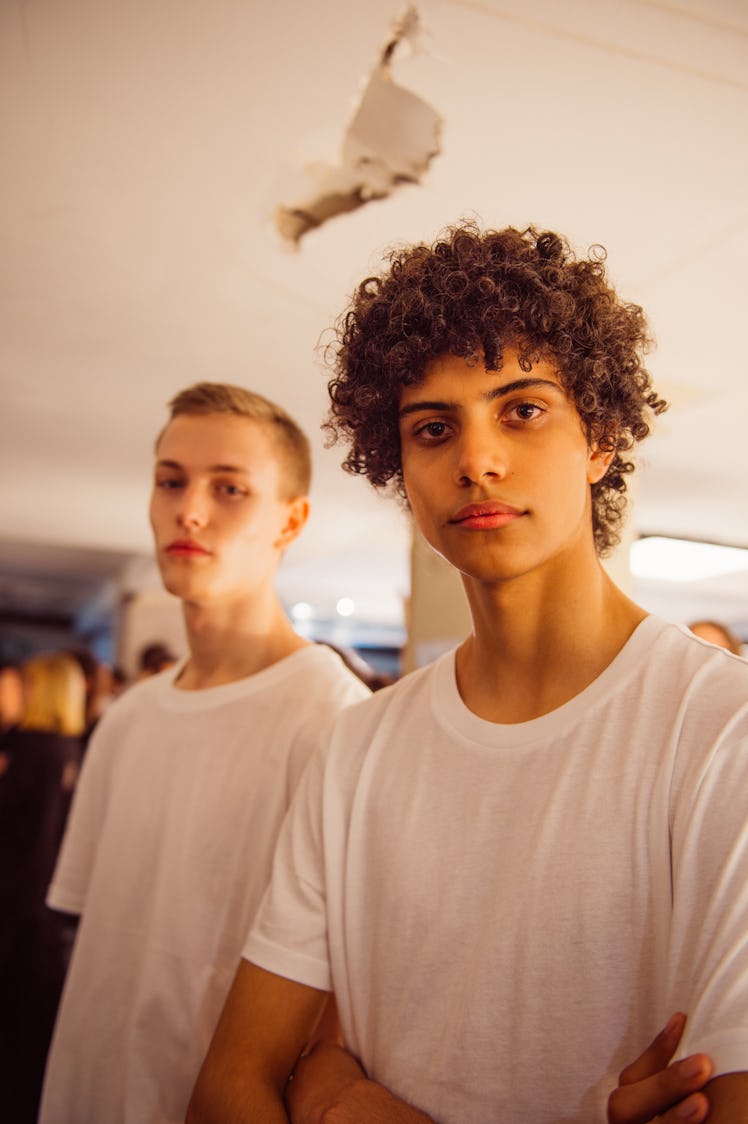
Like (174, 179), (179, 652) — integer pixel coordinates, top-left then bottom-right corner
(0, 728), (81, 1124)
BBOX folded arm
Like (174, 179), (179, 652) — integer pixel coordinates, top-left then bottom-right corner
(290, 1011), (725, 1124)
(187, 970), (740, 1124)
(286, 1042), (435, 1124)
(186, 960), (328, 1123)
(186, 960), (433, 1124)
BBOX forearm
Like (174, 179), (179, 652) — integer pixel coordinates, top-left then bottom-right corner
(315, 1078), (436, 1123)
(703, 1071), (748, 1121)
(187, 1074), (289, 1124)
(286, 1043), (435, 1124)
(186, 961), (328, 1124)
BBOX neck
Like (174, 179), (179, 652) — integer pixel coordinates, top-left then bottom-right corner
(176, 593), (308, 690)
(457, 548), (646, 723)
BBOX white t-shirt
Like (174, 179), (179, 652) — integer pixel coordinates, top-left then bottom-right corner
(245, 616), (748, 1123)
(40, 644), (368, 1124)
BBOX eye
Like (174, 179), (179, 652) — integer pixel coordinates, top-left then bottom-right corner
(412, 419), (452, 442)
(216, 482), (248, 498)
(505, 401), (544, 423)
(155, 476), (184, 490)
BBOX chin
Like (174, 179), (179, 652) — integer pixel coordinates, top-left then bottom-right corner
(452, 549), (545, 586)
(159, 572), (204, 601)
(439, 541), (520, 576)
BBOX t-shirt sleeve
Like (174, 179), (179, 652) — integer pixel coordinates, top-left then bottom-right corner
(669, 720), (748, 1076)
(46, 714), (114, 914)
(243, 740), (332, 992)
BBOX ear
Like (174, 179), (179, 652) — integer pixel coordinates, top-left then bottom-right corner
(586, 440), (615, 485)
(275, 496), (310, 552)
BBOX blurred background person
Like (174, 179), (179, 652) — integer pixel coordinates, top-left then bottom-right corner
(137, 640), (179, 679)
(688, 619), (744, 656)
(111, 664), (129, 694)
(67, 646), (119, 752)
(0, 660), (25, 745)
(0, 651), (86, 1124)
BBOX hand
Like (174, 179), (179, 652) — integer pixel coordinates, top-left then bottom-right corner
(286, 1042), (367, 1124)
(608, 1012), (713, 1123)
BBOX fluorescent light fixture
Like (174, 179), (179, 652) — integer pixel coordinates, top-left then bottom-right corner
(336, 597), (355, 617)
(630, 537), (748, 582)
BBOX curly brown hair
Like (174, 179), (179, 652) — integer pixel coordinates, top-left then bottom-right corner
(326, 223), (668, 555)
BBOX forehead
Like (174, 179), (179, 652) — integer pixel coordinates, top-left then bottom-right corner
(155, 413), (278, 469)
(399, 350), (567, 407)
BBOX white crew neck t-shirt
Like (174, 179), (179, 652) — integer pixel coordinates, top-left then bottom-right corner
(40, 644), (368, 1124)
(246, 616), (748, 1123)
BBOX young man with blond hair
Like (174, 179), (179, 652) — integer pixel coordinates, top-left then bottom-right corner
(39, 383), (368, 1123)
(189, 228), (748, 1123)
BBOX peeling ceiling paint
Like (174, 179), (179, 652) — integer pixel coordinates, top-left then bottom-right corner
(276, 7), (441, 244)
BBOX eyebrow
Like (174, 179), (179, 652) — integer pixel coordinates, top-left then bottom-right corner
(154, 459), (248, 474)
(398, 377), (563, 419)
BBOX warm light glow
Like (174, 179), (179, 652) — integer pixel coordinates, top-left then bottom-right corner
(336, 597), (355, 617)
(630, 537), (748, 582)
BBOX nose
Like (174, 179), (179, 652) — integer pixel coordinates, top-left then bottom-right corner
(176, 483), (209, 530)
(454, 422), (507, 486)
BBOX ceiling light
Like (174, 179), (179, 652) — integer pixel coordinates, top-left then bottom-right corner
(630, 537), (748, 582)
(291, 601), (313, 620)
(336, 597), (355, 617)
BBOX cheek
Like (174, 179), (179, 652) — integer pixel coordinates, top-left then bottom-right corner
(402, 456), (434, 508)
(148, 494), (161, 530)
(403, 480), (428, 527)
(538, 451), (589, 509)
(225, 507), (277, 549)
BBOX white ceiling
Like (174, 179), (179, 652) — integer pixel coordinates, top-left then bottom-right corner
(1, 0), (747, 648)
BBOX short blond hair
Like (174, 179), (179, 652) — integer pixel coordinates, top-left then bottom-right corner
(160, 382), (312, 499)
(21, 652), (87, 737)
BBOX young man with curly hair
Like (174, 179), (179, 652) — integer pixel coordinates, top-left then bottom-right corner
(38, 384), (369, 1124)
(189, 229), (748, 1123)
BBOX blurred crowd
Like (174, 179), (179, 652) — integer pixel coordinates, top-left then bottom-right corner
(0, 641), (179, 1123)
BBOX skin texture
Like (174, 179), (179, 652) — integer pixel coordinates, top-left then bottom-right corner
(151, 413), (308, 611)
(397, 350), (612, 587)
(399, 349), (645, 724)
(186, 962), (327, 1124)
(609, 1012), (712, 1123)
(150, 413), (310, 688)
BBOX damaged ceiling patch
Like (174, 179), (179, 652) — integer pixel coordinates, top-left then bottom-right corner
(276, 7), (442, 245)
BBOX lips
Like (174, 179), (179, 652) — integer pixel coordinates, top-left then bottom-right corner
(449, 502), (524, 530)
(165, 539), (211, 557)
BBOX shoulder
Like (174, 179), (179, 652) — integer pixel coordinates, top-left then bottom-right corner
(287, 661), (444, 820)
(281, 645), (372, 711)
(639, 620), (748, 792)
(646, 617), (748, 714)
(625, 615), (746, 697)
(323, 656), (441, 754)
